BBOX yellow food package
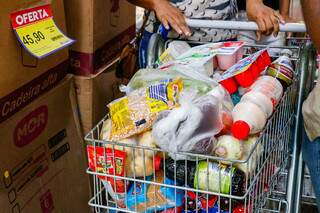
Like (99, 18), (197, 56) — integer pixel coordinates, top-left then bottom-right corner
(108, 79), (183, 140)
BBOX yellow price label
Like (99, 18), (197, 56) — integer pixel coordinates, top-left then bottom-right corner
(11, 4), (74, 59)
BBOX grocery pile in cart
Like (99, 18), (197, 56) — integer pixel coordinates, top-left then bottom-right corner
(86, 40), (297, 213)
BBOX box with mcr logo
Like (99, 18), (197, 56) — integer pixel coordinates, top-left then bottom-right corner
(0, 76), (90, 213)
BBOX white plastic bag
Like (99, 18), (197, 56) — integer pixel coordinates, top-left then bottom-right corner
(152, 94), (223, 160)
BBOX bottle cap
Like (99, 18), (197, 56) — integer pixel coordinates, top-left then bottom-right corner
(232, 120), (250, 140)
(154, 155), (162, 171)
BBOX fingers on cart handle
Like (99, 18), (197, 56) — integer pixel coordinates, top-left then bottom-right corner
(186, 19), (307, 33)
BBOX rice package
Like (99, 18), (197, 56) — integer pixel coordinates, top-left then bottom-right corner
(108, 79), (183, 140)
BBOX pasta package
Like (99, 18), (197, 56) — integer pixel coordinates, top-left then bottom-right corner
(108, 79), (183, 140)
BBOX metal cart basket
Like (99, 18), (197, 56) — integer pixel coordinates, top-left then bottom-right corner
(84, 20), (309, 213)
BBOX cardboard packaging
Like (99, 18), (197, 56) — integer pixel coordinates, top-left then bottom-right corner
(0, 76), (91, 213)
(0, 0), (69, 121)
(74, 64), (124, 135)
(64, 0), (136, 76)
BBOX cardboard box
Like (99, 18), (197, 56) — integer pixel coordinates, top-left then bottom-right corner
(74, 64), (124, 135)
(0, 76), (91, 213)
(65, 0), (136, 76)
(0, 0), (69, 120)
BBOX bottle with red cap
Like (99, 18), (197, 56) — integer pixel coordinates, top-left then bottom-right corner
(231, 76), (284, 140)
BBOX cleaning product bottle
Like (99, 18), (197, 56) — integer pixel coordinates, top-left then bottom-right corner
(266, 49), (294, 90)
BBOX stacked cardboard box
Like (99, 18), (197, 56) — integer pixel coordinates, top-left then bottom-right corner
(0, 76), (91, 213)
(64, 0), (136, 134)
(0, 0), (91, 212)
(65, 0), (136, 75)
(0, 0), (69, 122)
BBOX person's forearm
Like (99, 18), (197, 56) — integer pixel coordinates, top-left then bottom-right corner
(301, 0), (320, 51)
(126, 0), (167, 10)
(279, 0), (290, 16)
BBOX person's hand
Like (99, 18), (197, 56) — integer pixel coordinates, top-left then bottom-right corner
(153, 0), (191, 36)
(246, 0), (285, 40)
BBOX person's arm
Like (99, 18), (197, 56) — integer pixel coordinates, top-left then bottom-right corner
(301, 0), (320, 51)
(127, 0), (191, 36)
(246, 0), (285, 40)
(279, 0), (290, 18)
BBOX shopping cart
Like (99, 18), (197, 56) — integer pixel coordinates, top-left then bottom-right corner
(84, 20), (309, 213)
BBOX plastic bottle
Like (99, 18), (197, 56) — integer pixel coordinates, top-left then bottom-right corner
(164, 159), (245, 196)
(157, 41), (191, 65)
(248, 76), (283, 106)
(266, 49), (294, 90)
(231, 101), (267, 140)
(241, 91), (273, 118)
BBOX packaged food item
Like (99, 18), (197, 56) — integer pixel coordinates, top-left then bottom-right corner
(152, 94), (223, 160)
(266, 49), (294, 90)
(157, 41), (191, 65)
(231, 101), (267, 140)
(163, 42), (244, 76)
(219, 49), (271, 93)
(213, 135), (243, 163)
(165, 159), (246, 196)
(235, 136), (263, 175)
(100, 119), (160, 177)
(216, 41), (245, 70)
(87, 145), (127, 207)
(184, 192), (217, 212)
(123, 67), (215, 97)
(125, 171), (184, 212)
(109, 79), (183, 140)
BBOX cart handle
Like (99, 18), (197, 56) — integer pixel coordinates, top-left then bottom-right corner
(186, 19), (306, 33)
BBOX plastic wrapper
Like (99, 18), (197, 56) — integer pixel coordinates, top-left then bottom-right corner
(87, 145), (127, 207)
(100, 119), (159, 177)
(235, 136), (263, 175)
(108, 79), (183, 140)
(213, 135), (243, 163)
(122, 66), (217, 96)
(125, 171), (184, 212)
(152, 94), (223, 160)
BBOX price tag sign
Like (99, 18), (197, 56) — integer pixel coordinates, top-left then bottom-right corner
(11, 4), (74, 59)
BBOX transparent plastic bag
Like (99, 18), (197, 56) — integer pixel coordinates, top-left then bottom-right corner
(100, 119), (158, 178)
(109, 79), (183, 140)
(152, 94), (223, 160)
(122, 65), (218, 95)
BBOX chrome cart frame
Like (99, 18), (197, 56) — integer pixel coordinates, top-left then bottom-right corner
(84, 20), (309, 213)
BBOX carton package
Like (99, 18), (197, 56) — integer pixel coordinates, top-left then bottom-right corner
(64, 0), (136, 75)
(75, 64), (124, 135)
(0, 76), (91, 213)
(0, 0), (69, 121)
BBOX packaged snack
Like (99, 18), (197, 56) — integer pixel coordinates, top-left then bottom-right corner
(216, 41), (245, 70)
(87, 145), (127, 207)
(219, 49), (271, 93)
(100, 119), (160, 177)
(108, 79), (183, 140)
(125, 171), (184, 212)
